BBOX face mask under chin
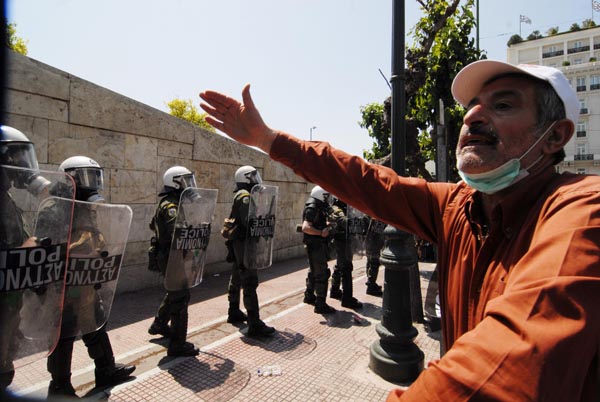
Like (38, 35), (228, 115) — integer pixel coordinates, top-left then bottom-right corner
(457, 121), (557, 195)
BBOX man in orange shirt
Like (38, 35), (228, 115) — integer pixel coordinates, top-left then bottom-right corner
(199, 60), (600, 401)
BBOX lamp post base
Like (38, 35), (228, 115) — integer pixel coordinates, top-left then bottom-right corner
(369, 324), (424, 383)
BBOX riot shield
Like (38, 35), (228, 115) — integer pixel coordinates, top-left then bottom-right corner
(347, 205), (368, 256)
(164, 188), (217, 291)
(59, 200), (132, 339)
(0, 166), (75, 373)
(243, 184), (278, 270)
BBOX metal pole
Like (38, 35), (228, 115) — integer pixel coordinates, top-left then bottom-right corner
(476, 0), (479, 51)
(310, 126), (316, 141)
(369, 0), (424, 383)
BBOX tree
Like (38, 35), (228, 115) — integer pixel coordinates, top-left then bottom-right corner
(360, 0), (483, 180)
(507, 34), (523, 46)
(6, 20), (28, 55)
(527, 30), (543, 40)
(359, 102), (390, 161)
(546, 26), (559, 36)
(582, 19), (597, 29)
(165, 98), (215, 132)
(570, 23), (581, 32)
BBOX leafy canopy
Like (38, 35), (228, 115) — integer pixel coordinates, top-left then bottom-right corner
(6, 20), (28, 55)
(165, 98), (215, 132)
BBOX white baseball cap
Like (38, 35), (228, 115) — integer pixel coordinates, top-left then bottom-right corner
(451, 60), (578, 133)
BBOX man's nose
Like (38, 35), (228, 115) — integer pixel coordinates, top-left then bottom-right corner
(463, 104), (487, 127)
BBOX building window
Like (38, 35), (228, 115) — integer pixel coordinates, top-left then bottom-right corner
(577, 168), (586, 175)
(591, 75), (600, 90)
(580, 99), (588, 114)
(577, 121), (587, 137)
(577, 77), (587, 92)
(574, 58), (583, 65)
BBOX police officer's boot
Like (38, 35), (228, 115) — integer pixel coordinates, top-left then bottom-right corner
(0, 370), (14, 392)
(167, 311), (199, 357)
(83, 327), (136, 388)
(314, 297), (336, 314)
(47, 338), (78, 399)
(341, 271), (362, 309)
(148, 301), (172, 337)
(366, 260), (383, 296)
(303, 271), (316, 305)
(329, 267), (342, 300)
(227, 290), (247, 323)
(246, 310), (276, 338)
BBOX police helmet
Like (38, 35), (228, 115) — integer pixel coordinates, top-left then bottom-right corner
(0, 125), (39, 170)
(59, 156), (104, 191)
(310, 185), (332, 205)
(235, 165), (262, 185)
(163, 166), (197, 191)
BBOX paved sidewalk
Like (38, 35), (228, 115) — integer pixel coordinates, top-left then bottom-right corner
(10, 257), (440, 401)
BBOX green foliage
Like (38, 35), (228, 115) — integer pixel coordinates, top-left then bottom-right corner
(507, 34), (523, 46)
(359, 102), (390, 160)
(546, 27), (559, 36)
(570, 23), (581, 32)
(527, 30), (542, 40)
(583, 19), (597, 29)
(562, 60), (571, 66)
(165, 98), (215, 132)
(404, 0), (483, 181)
(358, 0), (482, 181)
(6, 20), (28, 55)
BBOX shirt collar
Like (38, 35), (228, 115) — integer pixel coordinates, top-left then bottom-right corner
(465, 165), (557, 239)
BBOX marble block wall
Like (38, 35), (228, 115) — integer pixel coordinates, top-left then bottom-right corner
(3, 50), (311, 294)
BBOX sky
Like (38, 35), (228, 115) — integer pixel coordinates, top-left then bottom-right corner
(7, 0), (594, 158)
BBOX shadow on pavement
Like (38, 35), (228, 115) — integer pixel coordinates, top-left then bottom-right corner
(107, 257), (310, 331)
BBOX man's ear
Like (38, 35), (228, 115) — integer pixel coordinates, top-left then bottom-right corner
(543, 119), (574, 155)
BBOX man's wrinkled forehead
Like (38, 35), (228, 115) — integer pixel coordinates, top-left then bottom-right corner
(468, 74), (537, 107)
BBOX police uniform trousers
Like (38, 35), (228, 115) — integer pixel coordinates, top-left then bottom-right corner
(304, 237), (330, 298)
(228, 239), (261, 326)
(331, 238), (354, 300)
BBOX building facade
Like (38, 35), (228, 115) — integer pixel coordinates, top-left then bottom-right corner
(507, 26), (600, 175)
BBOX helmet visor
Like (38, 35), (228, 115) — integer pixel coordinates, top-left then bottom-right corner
(245, 170), (262, 185)
(173, 172), (197, 189)
(72, 167), (104, 190)
(0, 142), (39, 170)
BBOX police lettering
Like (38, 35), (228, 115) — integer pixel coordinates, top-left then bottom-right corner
(174, 224), (211, 250)
(371, 220), (387, 234)
(348, 218), (367, 235)
(248, 215), (275, 238)
(66, 254), (122, 286)
(0, 244), (67, 292)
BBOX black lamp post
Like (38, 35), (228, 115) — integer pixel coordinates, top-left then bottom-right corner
(368, 0), (424, 383)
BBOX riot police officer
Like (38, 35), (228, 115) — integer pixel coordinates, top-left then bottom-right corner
(46, 156), (135, 398)
(365, 216), (385, 296)
(225, 165), (275, 338)
(148, 166), (200, 356)
(328, 198), (363, 309)
(302, 185), (336, 314)
(0, 126), (40, 392)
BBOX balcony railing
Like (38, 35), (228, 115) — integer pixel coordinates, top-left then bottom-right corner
(577, 86), (587, 92)
(591, 84), (600, 90)
(575, 153), (594, 161)
(595, 43), (600, 50)
(568, 45), (590, 54)
(580, 108), (589, 114)
(577, 130), (587, 137)
(542, 50), (564, 58)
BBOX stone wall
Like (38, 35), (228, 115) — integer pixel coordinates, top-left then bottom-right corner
(3, 50), (311, 293)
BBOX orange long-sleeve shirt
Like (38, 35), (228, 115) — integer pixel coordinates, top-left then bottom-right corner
(270, 132), (600, 401)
